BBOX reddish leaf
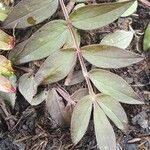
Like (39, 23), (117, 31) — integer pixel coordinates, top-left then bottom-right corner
(0, 75), (15, 93)
(0, 29), (15, 50)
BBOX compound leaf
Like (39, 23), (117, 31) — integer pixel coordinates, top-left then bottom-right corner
(82, 44), (143, 68)
(70, 0), (134, 30)
(94, 101), (116, 150)
(34, 48), (77, 85)
(96, 94), (128, 131)
(9, 20), (69, 64)
(71, 95), (92, 144)
(100, 30), (134, 49)
(89, 69), (144, 104)
(2, 0), (59, 28)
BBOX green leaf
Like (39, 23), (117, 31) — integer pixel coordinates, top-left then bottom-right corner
(0, 1), (11, 21)
(8, 40), (27, 61)
(82, 44), (143, 68)
(121, 0), (138, 17)
(34, 48), (77, 85)
(96, 94), (128, 131)
(71, 95), (92, 144)
(0, 55), (13, 76)
(9, 20), (69, 64)
(69, 0), (135, 30)
(74, 3), (86, 11)
(0, 29), (15, 50)
(63, 28), (80, 49)
(100, 30), (134, 49)
(19, 73), (37, 104)
(0, 75), (16, 108)
(65, 70), (84, 86)
(19, 73), (46, 105)
(94, 101), (116, 150)
(0, 91), (16, 108)
(71, 88), (88, 102)
(143, 23), (150, 51)
(2, 0), (58, 28)
(89, 69), (144, 104)
(31, 90), (47, 106)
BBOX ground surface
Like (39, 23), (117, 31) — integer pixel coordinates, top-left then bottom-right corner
(0, 0), (149, 150)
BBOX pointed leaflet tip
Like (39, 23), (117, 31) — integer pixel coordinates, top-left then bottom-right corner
(0, 75), (15, 93)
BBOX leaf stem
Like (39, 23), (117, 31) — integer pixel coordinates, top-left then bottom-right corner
(59, 0), (95, 99)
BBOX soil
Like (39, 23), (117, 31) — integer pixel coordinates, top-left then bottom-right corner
(0, 0), (150, 150)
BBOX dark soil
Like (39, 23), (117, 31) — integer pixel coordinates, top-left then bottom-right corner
(0, 0), (149, 150)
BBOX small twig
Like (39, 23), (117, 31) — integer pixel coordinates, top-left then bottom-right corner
(13, 22), (18, 38)
(127, 138), (142, 144)
(139, 0), (150, 7)
(30, 143), (39, 150)
(131, 82), (150, 87)
(40, 140), (48, 150)
(14, 136), (32, 143)
(13, 65), (34, 74)
(0, 98), (16, 130)
(56, 86), (76, 105)
(137, 140), (147, 148)
(10, 116), (23, 132)
(31, 132), (47, 141)
(138, 133), (150, 138)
